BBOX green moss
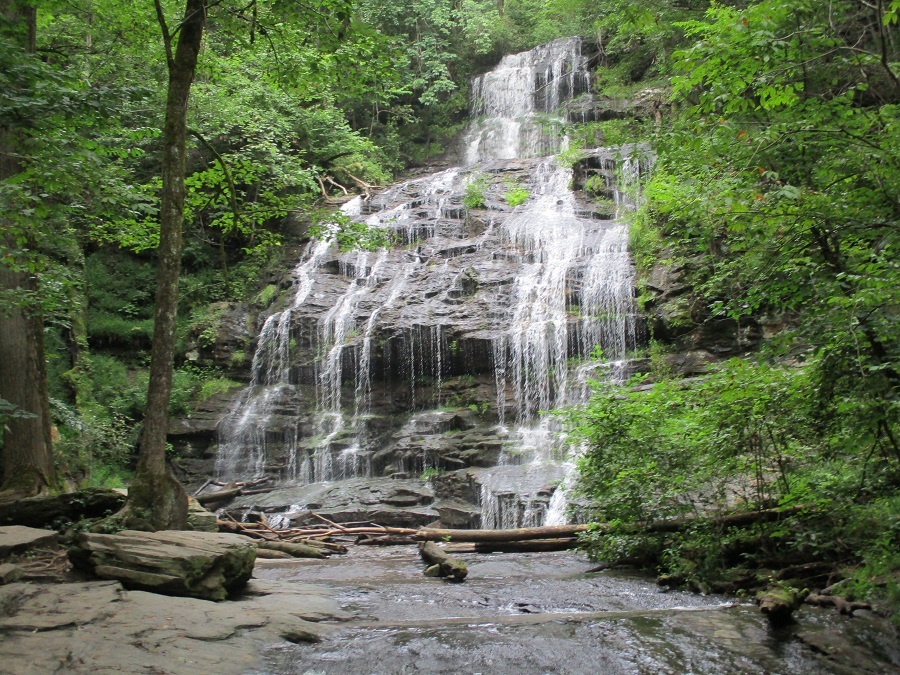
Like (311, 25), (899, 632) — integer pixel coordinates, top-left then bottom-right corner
(198, 376), (242, 402)
(255, 284), (278, 306)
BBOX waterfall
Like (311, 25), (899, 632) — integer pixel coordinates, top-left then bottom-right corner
(214, 204), (353, 483)
(463, 37), (592, 163)
(213, 37), (644, 529)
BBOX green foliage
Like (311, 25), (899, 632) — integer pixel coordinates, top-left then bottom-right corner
(84, 252), (157, 348)
(503, 182), (529, 207)
(255, 284), (278, 307)
(570, 357), (897, 524)
(463, 173), (490, 209)
(198, 376), (242, 402)
(627, 205), (663, 277)
(568, 353), (899, 604)
(308, 211), (394, 252)
(51, 396), (136, 487)
(555, 144), (587, 168)
(421, 467), (444, 481)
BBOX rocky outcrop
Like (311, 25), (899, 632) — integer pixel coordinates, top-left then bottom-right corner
(227, 477), (441, 529)
(168, 388), (244, 487)
(564, 87), (667, 125)
(68, 530), (256, 601)
(638, 253), (761, 359)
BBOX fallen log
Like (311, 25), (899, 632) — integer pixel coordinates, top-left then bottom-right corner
(217, 520), (273, 540)
(410, 525), (589, 543)
(255, 540), (328, 559)
(220, 505), (813, 546)
(773, 561), (838, 584)
(473, 538), (578, 553)
(197, 486), (245, 505)
(0, 488), (126, 528)
(293, 538), (348, 554)
(805, 594), (871, 616)
(419, 541), (467, 582)
(357, 536), (416, 546)
(255, 549), (293, 560)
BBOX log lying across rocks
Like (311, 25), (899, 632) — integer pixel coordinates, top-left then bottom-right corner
(196, 478), (274, 506)
(473, 538), (578, 553)
(217, 519), (347, 554)
(217, 505), (813, 552)
(805, 593), (872, 616)
(68, 530), (256, 601)
(0, 488), (126, 528)
(255, 540), (328, 559)
(419, 541), (468, 582)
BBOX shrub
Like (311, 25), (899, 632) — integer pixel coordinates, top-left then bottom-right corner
(463, 173), (490, 209)
(504, 184), (529, 207)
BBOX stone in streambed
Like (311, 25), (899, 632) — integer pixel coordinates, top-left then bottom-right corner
(755, 585), (809, 625)
(0, 563), (22, 584)
(68, 530), (256, 600)
(186, 497), (219, 532)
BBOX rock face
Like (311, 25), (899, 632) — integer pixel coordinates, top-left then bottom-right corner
(68, 530), (256, 600)
(228, 477), (441, 529)
(638, 251), (762, 361)
(170, 37), (660, 530)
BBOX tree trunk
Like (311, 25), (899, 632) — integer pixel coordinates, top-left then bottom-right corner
(0, 0), (54, 499)
(119, 0), (207, 530)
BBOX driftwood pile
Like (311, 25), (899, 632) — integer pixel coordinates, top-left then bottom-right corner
(216, 513), (588, 579)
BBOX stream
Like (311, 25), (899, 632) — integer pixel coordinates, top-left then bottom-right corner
(250, 548), (897, 674)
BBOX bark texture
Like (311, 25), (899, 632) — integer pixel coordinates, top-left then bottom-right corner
(120, 0), (207, 530)
(0, 0), (54, 498)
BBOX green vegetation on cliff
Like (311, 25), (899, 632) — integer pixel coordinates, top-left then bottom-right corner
(558, 0), (900, 618)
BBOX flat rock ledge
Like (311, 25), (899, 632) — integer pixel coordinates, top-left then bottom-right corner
(68, 530), (256, 601)
(0, 525), (59, 557)
(0, 578), (345, 674)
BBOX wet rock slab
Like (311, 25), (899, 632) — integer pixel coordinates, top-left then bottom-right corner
(228, 477), (440, 528)
(257, 548), (900, 675)
(0, 576), (345, 674)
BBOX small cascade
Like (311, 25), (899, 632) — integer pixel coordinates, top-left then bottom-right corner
(214, 203), (354, 483)
(302, 248), (388, 483)
(212, 36), (647, 531)
(463, 37), (592, 163)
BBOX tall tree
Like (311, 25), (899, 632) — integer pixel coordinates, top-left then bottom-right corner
(0, 0), (55, 498)
(116, 0), (208, 529)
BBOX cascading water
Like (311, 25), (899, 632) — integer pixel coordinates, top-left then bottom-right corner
(213, 36), (645, 529)
(463, 36), (592, 163)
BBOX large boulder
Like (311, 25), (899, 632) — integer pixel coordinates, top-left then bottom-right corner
(68, 530), (256, 601)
